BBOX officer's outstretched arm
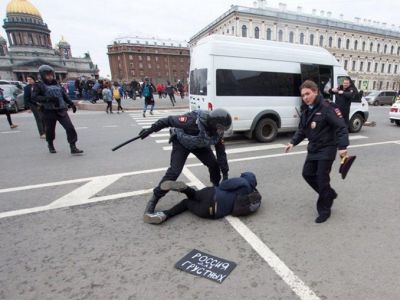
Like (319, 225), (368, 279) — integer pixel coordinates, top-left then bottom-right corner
(215, 139), (229, 179)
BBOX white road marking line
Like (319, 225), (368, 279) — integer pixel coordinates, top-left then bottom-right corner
(137, 122), (156, 126)
(151, 133), (170, 138)
(182, 167), (320, 300)
(297, 135), (368, 146)
(155, 139), (169, 144)
(103, 125), (118, 128)
(1, 139), (398, 197)
(141, 126), (168, 132)
(75, 127), (88, 130)
(0, 130), (21, 134)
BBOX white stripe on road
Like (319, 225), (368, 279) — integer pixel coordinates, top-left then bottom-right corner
(297, 135), (368, 146)
(151, 133), (170, 138)
(163, 144), (286, 155)
(182, 167), (320, 300)
(0, 130), (21, 134)
(155, 139), (169, 144)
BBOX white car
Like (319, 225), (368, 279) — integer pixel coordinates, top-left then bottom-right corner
(389, 97), (400, 126)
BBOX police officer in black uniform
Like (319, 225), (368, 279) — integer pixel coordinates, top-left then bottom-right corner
(139, 108), (232, 222)
(285, 80), (350, 223)
(329, 77), (357, 126)
(32, 65), (83, 154)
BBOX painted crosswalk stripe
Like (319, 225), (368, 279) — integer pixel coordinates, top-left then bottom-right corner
(0, 130), (21, 134)
(297, 135), (368, 146)
(151, 133), (170, 137)
(155, 139), (169, 144)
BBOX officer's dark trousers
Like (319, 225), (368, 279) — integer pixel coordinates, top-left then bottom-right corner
(164, 187), (215, 219)
(302, 159), (336, 217)
(153, 141), (221, 199)
(30, 105), (45, 136)
(43, 110), (77, 144)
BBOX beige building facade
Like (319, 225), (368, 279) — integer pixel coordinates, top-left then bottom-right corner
(189, 3), (400, 91)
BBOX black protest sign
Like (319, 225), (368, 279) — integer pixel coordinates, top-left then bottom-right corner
(175, 249), (237, 284)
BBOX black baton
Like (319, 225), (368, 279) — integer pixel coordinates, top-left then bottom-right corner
(112, 135), (141, 151)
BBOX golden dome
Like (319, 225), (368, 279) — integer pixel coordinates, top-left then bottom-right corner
(6, 0), (42, 18)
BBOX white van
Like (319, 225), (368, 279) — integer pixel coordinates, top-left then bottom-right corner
(189, 35), (369, 142)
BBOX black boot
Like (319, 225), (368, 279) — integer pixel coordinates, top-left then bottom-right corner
(48, 142), (57, 154)
(144, 194), (161, 215)
(70, 143), (84, 154)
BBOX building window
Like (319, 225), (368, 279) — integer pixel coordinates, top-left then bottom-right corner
(373, 81), (376, 89)
(266, 28), (272, 40)
(398, 47), (400, 55)
(358, 80), (362, 89)
(309, 34), (314, 45)
(157, 64), (160, 69)
(155, 57), (159, 62)
(337, 38), (342, 49)
(370, 42), (373, 52)
(254, 27), (259, 39)
(374, 62), (378, 72)
(138, 56), (142, 61)
(130, 63), (134, 68)
(352, 60), (356, 71)
(148, 64), (152, 69)
(129, 55), (133, 60)
(300, 33), (304, 44)
(377, 43), (380, 53)
(362, 41), (366, 51)
(346, 39), (350, 49)
(319, 35), (324, 47)
(117, 56), (121, 61)
(344, 60), (348, 70)
(379, 81), (383, 89)
(131, 70), (135, 76)
(384, 44), (387, 54)
(354, 40), (358, 50)
(367, 62), (371, 72)
(386, 82), (390, 89)
(147, 56), (151, 61)
(139, 63), (143, 69)
(289, 32), (294, 43)
(391, 45), (394, 54)
(278, 30), (283, 42)
(393, 82), (396, 90)
(329, 37), (333, 47)
(359, 61), (363, 72)
(388, 64), (391, 74)
(242, 25), (247, 37)
(381, 63), (385, 73)
(395, 65), (398, 74)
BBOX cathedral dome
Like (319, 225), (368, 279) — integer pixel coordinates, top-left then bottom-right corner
(6, 0), (42, 18)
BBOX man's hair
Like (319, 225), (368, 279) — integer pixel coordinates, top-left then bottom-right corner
(27, 75), (36, 81)
(299, 80), (319, 92)
(343, 77), (351, 83)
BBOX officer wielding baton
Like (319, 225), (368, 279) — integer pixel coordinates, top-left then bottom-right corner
(32, 65), (83, 154)
(285, 80), (350, 224)
(139, 108), (232, 223)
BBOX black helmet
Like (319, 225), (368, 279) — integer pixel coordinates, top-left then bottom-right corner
(207, 108), (232, 131)
(39, 65), (55, 82)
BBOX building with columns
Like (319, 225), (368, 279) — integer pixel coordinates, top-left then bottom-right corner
(189, 2), (400, 91)
(0, 0), (98, 81)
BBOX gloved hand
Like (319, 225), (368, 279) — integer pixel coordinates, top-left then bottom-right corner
(139, 128), (152, 139)
(169, 128), (177, 144)
(222, 173), (229, 181)
(71, 104), (77, 113)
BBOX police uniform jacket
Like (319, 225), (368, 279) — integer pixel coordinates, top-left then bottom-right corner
(32, 80), (74, 111)
(290, 95), (349, 161)
(330, 86), (356, 114)
(149, 111), (229, 176)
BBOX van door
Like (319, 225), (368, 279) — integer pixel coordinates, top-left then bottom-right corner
(189, 68), (208, 111)
(301, 64), (333, 99)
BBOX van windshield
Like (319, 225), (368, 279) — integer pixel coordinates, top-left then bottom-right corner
(190, 69), (207, 95)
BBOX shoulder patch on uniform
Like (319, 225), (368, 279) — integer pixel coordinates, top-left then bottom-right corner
(334, 108), (343, 118)
(178, 116), (188, 123)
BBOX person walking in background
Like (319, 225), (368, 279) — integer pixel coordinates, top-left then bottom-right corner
(112, 82), (124, 113)
(131, 79), (139, 100)
(102, 81), (113, 114)
(24, 75), (45, 138)
(177, 80), (184, 100)
(142, 77), (155, 117)
(156, 83), (163, 99)
(166, 81), (177, 106)
(0, 87), (18, 129)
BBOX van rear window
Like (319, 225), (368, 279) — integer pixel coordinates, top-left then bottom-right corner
(216, 69), (301, 97)
(190, 69), (207, 95)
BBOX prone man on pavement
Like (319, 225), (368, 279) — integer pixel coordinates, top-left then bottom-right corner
(144, 172), (261, 224)
(32, 65), (83, 155)
(138, 108), (232, 223)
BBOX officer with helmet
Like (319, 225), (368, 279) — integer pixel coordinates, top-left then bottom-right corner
(138, 108), (232, 223)
(32, 65), (83, 154)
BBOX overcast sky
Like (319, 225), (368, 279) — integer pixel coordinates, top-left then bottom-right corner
(1, 0), (399, 76)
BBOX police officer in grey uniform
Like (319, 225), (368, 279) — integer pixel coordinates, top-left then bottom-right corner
(286, 80), (350, 223)
(32, 65), (83, 154)
(138, 108), (232, 222)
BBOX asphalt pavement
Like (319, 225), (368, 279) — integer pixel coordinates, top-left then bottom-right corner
(0, 105), (399, 300)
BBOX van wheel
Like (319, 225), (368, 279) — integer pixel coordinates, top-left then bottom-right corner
(349, 113), (364, 133)
(254, 118), (278, 143)
(373, 100), (379, 106)
(395, 120), (400, 126)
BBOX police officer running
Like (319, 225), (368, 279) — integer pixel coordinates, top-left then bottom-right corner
(285, 80), (350, 223)
(139, 108), (232, 223)
(329, 77), (357, 126)
(32, 65), (83, 154)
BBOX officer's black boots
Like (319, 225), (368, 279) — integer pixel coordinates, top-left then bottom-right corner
(48, 142), (56, 154)
(315, 214), (330, 223)
(70, 143), (84, 154)
(144, 194), (160, 215)
(160, 181), (188, 192)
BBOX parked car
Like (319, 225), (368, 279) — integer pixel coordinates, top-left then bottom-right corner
(389, 98), (400, 126)
(0, 84), (24, 113)
(365, 90), (397, 106)
(0, 80), (25, 90)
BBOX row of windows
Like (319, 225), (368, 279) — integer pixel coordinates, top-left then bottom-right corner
(343, 60), (399, 74)
(239, 25), (400, 55)
(365, 80), (399, 90)
(130, 70), (185, 77)
(117, 55), (188, 63)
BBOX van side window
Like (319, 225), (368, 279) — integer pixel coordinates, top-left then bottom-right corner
(190, 69), (207, 95)
(216, 69), (301, 97)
